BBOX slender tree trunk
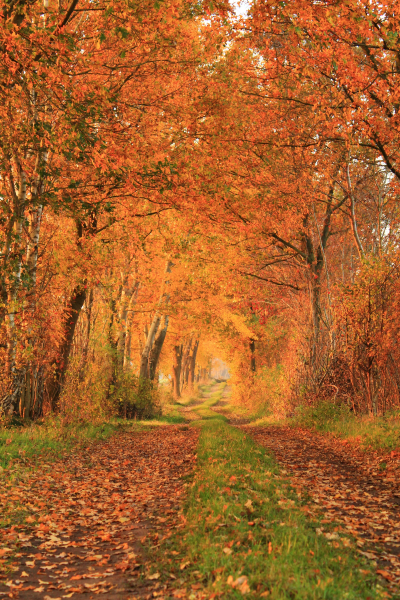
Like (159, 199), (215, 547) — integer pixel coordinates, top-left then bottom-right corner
(346, 160), (365, 261)
(140, 312), (161, 379)
(180, 338), (192, 389)
(116, 264), (139, 371)
(79, 288), (94, 380)
(139, 260), (172, 380)
(188, 339), (199, 390)
(2, 162), (27, 415)
(172, 344), (183, 399)
(149, 315), (169, 381)
(47, 214), (98, 410)
(250, 338), (256, 372)
(123, 283), (139, 371)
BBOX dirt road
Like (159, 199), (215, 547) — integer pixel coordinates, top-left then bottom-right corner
(0, 426), (198, 600)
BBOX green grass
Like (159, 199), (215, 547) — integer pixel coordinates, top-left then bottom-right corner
(157, 413), (186, 424)
(0, 412), (187, 472)
(293, 401), (400, 452)
(191, 382), (228, 420)
(155, 419), (387, 599)
(198, 383), (213, 394)
(0, 419), (124, 470)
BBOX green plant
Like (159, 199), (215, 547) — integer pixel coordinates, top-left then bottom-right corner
(111, 372), (161, 420)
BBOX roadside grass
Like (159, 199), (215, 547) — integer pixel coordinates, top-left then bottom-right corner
(0, 419), (124, 470)
(155, 419), (387, 599)
(292, 401), (400, 452)
(0, 411), (188, 472)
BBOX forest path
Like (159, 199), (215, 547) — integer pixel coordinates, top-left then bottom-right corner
(0, 425), (198, 600)
(208, 384), (250, 425)
(247, 426), (400, 589)
(177, 381), (227, 421)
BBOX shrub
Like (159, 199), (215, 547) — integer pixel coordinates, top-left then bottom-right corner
(110, 372), (161, 419)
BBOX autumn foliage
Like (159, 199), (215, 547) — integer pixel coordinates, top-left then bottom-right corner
(1, 0), (400, 420)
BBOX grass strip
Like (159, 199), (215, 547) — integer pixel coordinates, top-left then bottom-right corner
(159, 419), (387, 599)
(192, 382), (227, 420)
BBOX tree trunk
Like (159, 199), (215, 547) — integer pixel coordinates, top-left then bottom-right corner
(250, 338), (256, 372)
(48, 284), (87, 411)
(172, 344), (183, 399)
(123, 283), (139, 371)
(188, 339), (199, 390)
(80, 287), (93, 380)
(140, 312), (161, 379)
(149, 315), (169, 381)
(180, 338), (192, 389)
(116, 268), (139, 370)
(139, 260), (172, 379)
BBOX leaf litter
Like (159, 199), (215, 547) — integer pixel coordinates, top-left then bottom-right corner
(247, 426), (400, 594)
(0, 425), (199, 600)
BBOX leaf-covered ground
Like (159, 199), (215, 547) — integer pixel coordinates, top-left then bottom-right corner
(248, 426), (400, 592)
(1, 396), (399, 600)
(0, 425), (198, 599)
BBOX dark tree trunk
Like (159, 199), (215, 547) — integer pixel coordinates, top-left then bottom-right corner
(149, 316), (169, 381)
(172, 344), (183, 399)
(250, 338), (256, 372)
(48, 284), (87, 411)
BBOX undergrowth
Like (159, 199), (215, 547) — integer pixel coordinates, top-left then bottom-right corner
(156, 419), (386, 599)
(293, 402), (400, 452)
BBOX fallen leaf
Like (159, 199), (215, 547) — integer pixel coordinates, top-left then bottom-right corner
(233, 576), (250, 594)
(376, 570), (394, 581)
(25, 516), (36, 524)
